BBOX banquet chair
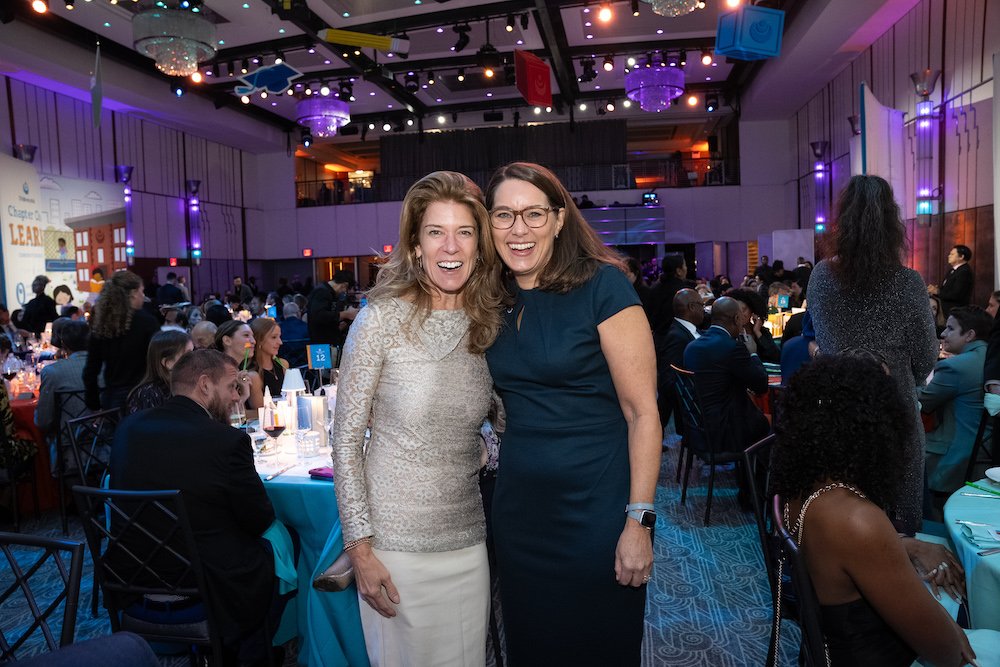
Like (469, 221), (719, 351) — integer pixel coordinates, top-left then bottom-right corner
(771, 495), (828, 667)
(0, 436), (39, 533)
(52, 389), (89, 535)
(66, 408), (119, 490)
(71, 486), (227, 666)
(963, 409), (996, 483)
(279, 339), (309, 368)
(0, 532), (85, 661)
(670, 364), (745, 526)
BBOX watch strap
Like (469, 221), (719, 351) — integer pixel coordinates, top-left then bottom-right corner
(625, 502), (654, 512)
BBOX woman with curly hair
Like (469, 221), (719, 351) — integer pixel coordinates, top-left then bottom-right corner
(247, 317), (287, 409)
(806, 175), (938, 533)
(125, 330), (193, 414)
(83, 271), (159, 411)
(771, 354), (977, 667)
(332, 171), (503, 665)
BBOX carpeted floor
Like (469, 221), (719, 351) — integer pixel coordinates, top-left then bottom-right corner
(2, 437), (801, 666)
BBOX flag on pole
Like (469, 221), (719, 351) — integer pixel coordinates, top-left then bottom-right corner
(90, 41), (102, 128)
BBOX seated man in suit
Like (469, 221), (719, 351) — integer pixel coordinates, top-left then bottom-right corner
(683, 296), (770, 453)
(657, 288), (704, 434)
(920, 306), (992, 509)
(35, 319), (91, 473)
(110, 349), (288, 665)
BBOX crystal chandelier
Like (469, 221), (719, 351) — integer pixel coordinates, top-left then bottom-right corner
(644, 0), (700, 18)
(625, 58), (685, 112)
(296, 97), (351, 138)
(133, 9), (216, 77)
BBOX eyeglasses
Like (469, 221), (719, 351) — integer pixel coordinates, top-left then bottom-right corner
(489, 206), (560, 229)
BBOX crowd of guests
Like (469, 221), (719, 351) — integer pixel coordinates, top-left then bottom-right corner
(4, 169), (999, 666)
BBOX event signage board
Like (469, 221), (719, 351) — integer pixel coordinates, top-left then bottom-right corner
(0, 154), (44, 308)
(515, 50), (552, 107)
(716, 6), (784, 61)
(308, 344), (333, 370)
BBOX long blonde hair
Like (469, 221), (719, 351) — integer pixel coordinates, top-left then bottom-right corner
(367, 171), (503, 353)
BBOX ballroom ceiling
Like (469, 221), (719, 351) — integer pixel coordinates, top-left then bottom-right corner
(6, 0), (798, 160)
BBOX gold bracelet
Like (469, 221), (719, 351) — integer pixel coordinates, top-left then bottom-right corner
(343, 536), (372, 551)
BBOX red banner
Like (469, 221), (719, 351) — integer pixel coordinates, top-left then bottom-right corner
(515, 50), (552, 107)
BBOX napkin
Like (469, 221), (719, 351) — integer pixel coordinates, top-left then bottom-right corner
(985, 393), (1000, 416)
(961, 523), (1000, 548)
(262, 520), (298, 595)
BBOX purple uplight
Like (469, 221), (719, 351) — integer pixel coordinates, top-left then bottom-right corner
(815, 215), (825, 223)
(814, 162), (824, 171)
(918, 119), (931, 129)
(919, 187), (931, 197)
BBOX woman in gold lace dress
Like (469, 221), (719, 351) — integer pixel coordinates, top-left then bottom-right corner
(332, 171), (503, 665)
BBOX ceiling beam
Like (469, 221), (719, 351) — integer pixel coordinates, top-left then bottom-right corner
(533, 0), (578, 102)
(338, 1), (536, 36)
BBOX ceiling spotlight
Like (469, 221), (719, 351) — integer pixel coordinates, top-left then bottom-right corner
(240, 95), (250, 104)
(506, 14), (515, 32)
(286, 89), (294, 96)
(622, 99), (631, 108)
(578, 58), (597, 83)
(437, 114), (446, 124)
(240, 59), (249, 74)
(605, 100), (615, 112)
(457, 68), (465, 82)
(190, 71), (203, 83)
(304, 83), (313, 96)
(403, 72), (419, 93)
(520, 13), (529, 30)
(484, 66), (495, 78)
(260, 91), (268, 99)
(626, 56), (637, 67)
(679, 49), (687, 66)
(603, 55), (614, 72)
(367, 122), (376, 130)
(453, 24), (471, 52)
(301, 128), (313, 148)
(319, 82), (331, 96)
(597, 3), (612, 22)
(687, 94), (698, 106)
(705, 94), (719, 112)
(339, 81), (354, 102)
(631, 0), (639, 16)
(382, 121), (392, 131)
(275, 51), (285, 65)
(579, 103), (587, 111)
(477, 39), (501, 78)
(427, 71), (436, 85)
(701, 49), (713, 66)
(64, 0), (74, 9)
(406, 118), (414, 126)
(31, 0), (47, 13)
(725, 0), (740, 6)
(171, 81), (187, 97)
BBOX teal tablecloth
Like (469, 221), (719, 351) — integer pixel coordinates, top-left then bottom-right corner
(943, 481), (1000, 630)
(261, 468), (369, 667)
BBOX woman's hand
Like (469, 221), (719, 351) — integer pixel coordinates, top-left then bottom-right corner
(347, 543), (401, 618)
(615, 521), (653, 587)
(901, 537), (965, 601)
(236, 370), (252, 403)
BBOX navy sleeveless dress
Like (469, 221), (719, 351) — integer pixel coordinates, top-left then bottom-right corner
(486, 265), (646, 665)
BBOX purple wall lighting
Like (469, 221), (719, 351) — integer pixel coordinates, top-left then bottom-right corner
(912, 71), (940, 222)
(809, 141), (829, 231)
(186, 179), (202, 264)
(117, 164), (135, 264)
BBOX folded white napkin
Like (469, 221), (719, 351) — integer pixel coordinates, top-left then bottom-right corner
(985, 393), (1000, 416)
(961, 523), (1000, 547)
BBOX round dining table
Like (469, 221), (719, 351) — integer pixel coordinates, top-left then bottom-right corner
(943, 480), (1000, 630)
(10, 395), (59, 512)
(256, 441), (369, 667)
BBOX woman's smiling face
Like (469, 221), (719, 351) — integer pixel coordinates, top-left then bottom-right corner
(489, 179), (563, 290)
(415, 200), (479, 309)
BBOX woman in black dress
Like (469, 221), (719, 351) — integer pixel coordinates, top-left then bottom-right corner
(248, 317), (287, 406)
(484, 162), (661, 664)
(125, 329), (192, 414)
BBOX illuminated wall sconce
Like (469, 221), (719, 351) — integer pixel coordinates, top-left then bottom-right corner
(911, 69), (941, 222)
(186, 179), (202, 264)
(117, 164), (135, 265)
(809, 140), (829, 228)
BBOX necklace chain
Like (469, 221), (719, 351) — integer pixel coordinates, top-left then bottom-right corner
(785, 482), (867, 545)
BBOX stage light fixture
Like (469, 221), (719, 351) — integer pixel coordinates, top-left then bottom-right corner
(597, 3), (612, 22)
(382, 121), (392, 131)
(453, 24), (471, 52)
(622, 99), (632, 108)
(437, 114), (446, 124)
(427, 71), (435, 85)
(579, 102), (587, 111)
(457, 68), (465, 82)
(240, 95), (250, 104)
(603, 55), (614, 72)
(605, 100), (615, 112)
(506, 14), (515, 32)
(701, 49), (713, 66)
(171, 80), (187, 97)
(687, 94), (698, 106)
(626, 56), (637, 67)
(31, 0), (47, 13)
(339, 81), (354, 102)
(631, 0), (639, 16)
(705, 94), (718, 112)
(520, 13), (529, 30)
(190, 71), (203, 83)
(578, 58), (597, 83)
(301, 128), (313, 147)
(240, 58), (249, 74)
(304, 83), (313, 96)
(64, 0), (74, 9)
(406, 118), (414, 126)
(275, 50), (285, 64)
(679, 49), (687, 66)
(367, 122), (376, 130)
(403, 72), (419, 92)
(319, 82), (331, 96)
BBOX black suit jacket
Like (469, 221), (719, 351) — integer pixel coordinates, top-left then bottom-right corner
(683, 326), (769, 452)
(307, 282), (346, 346)
(648, 276), (690, 335)
(21, 294), (58, 336)
(939, 263), (973, 316)
(110, 396), (276, 636)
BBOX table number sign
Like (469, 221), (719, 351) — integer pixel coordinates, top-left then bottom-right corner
(308, 344), (333, 370)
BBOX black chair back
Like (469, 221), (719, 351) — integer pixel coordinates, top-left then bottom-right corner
(771, 495), (829, 667)
(744, 434), (777, 579)
(66, 409), (119, 488)
(964, 409), (996, 483)
(71, 486), (225, 663)
(669, 365), (711, 455)
(0, 532), (84, 660)
(279, 338), (309, 368)
(52, 390), (89, 534)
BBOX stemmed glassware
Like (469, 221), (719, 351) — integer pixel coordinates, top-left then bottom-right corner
(229, 400), (247, 430)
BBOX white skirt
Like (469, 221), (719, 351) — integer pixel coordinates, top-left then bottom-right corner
(359, 543), (489, 667)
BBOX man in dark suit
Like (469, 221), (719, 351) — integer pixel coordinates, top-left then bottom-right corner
(648, 254), (690, 336)
(657, 288), (704, 429)
(21, 275), (58, 336)
(683, 296), (770, 453)
(935, 245), (973, 317)
(155, 271), (184, 306)
(306, 270), (359, 349)
(110, 349), (284, 664)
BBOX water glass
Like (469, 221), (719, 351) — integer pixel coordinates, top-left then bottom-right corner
(296, 431), (321, 461)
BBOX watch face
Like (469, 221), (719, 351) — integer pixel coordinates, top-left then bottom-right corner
(640, 511), (656, 528)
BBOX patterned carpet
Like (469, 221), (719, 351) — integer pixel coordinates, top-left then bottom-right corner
(1, 438), (801, 666)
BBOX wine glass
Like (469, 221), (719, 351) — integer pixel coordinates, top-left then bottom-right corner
(229, 401), (247, 430)
(2, 355), (22, 382)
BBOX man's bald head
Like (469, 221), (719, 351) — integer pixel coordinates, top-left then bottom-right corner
(673, 288), (705, 327)
(711, 296), (742, 336)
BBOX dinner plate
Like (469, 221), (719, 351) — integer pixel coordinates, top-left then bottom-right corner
(985, 467), (1000, 484)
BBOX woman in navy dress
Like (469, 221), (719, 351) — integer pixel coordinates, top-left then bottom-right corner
(484, 163), (661, 665)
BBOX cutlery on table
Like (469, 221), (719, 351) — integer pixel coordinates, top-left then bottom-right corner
(964, 481), (1000, 496)
(960, 493), (1000, 499)
(265, 464), (296, 481)
(956, 520), (991, 527)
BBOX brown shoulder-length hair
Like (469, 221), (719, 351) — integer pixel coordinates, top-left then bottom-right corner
(485, 162), (624, 299)
(249, 317), (287, 371)
(366, 171), (503, 354)
(91, 271), (142, 339)
(826, 175), (906, 293)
